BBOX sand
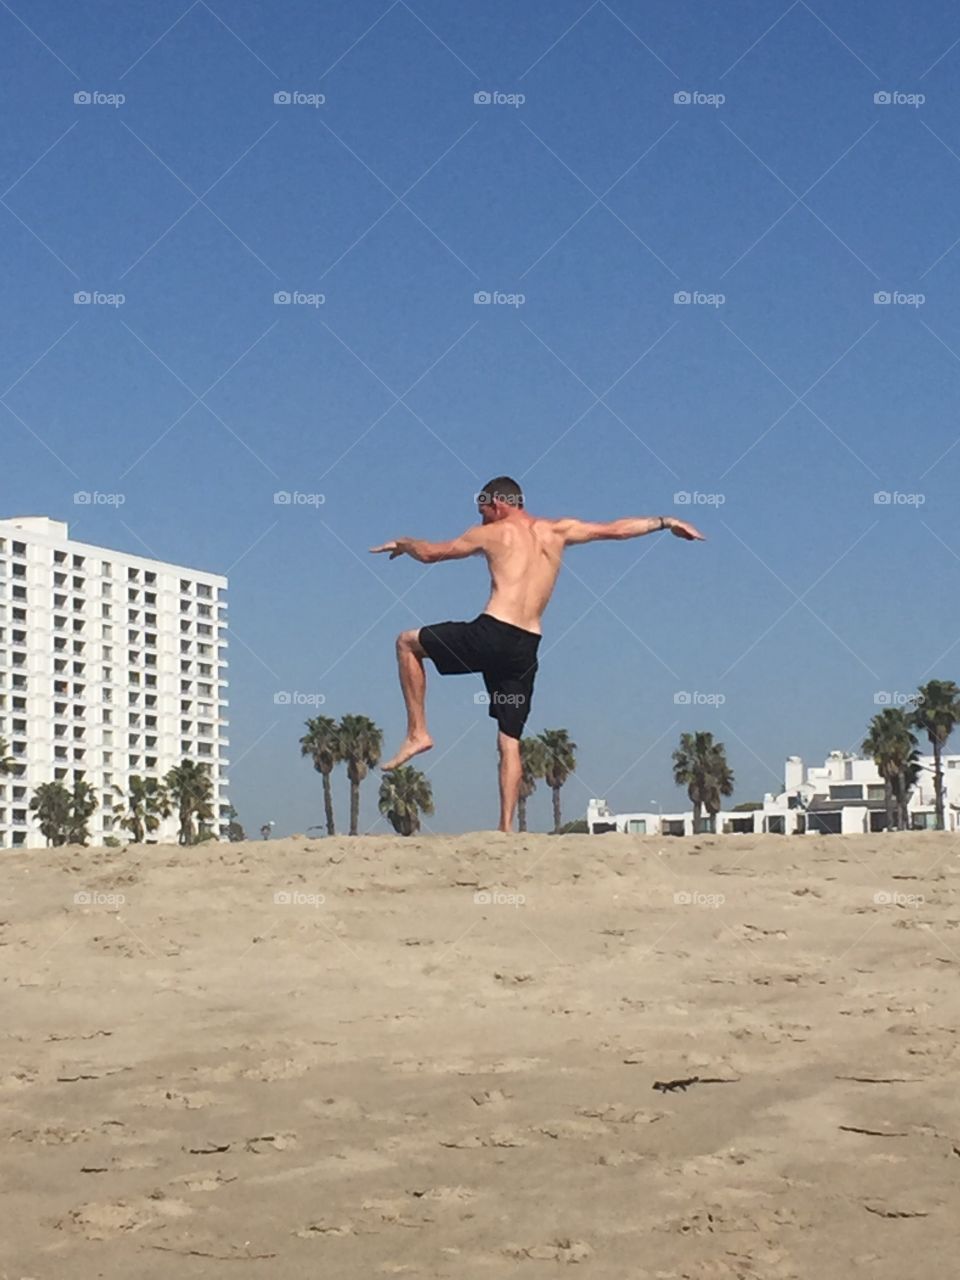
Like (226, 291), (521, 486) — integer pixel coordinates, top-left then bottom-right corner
(3, 829), (960, 1277)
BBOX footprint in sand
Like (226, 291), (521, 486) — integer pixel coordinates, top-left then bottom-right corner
(576, 1105), (664, 1126)
(59, 1196), (193, 1239)
(502, 1239), (592, 1263)
(173, 1171), (238, 1191)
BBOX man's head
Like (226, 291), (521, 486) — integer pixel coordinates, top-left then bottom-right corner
(477, 475), (524, 523)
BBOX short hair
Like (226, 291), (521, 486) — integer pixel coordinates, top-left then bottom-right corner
(478, 475), (524, 509)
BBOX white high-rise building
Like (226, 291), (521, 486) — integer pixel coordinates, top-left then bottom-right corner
(0, 517), (229, 849)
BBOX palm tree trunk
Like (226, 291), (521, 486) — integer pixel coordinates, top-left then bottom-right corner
(552, 785), (561, 834)
(350, 780), (359, 836)
(935, 742), (944, 830)
(693, 800), (702, 835)
(322, 770), (335, 837)
(884, 779), (894, 832)
(518, 796), (527, 833)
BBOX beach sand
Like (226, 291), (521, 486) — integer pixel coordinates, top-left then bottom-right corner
(3, 830), (960, 1277)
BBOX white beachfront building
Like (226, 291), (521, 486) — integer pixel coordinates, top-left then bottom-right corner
(587, 748), (960, 837)
(0, 517), (230, 849)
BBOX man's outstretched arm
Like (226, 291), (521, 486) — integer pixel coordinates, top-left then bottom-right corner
(370, 525), (489, 563)
(555, 515), (705, 545)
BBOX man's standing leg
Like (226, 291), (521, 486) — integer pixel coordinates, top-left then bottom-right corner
(382, 630), (434, 770)
(497, 731), (522, 832)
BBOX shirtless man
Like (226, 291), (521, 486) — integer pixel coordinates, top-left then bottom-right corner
(371, 476), (704, 832)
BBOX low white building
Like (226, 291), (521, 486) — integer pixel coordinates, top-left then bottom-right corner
(588, 748), (960, 837)
(0, 517), (230, 849)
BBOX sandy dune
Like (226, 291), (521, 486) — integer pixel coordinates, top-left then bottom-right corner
(3, 830), (960, 1277)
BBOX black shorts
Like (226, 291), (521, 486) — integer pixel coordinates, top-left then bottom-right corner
(418, 613), (540, 740)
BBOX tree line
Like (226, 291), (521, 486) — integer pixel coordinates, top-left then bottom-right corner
(0, 746), (220, 847)
(669, 679), (960, 835)
(6, 676), (957, 845)
(301, 716), (580, 836)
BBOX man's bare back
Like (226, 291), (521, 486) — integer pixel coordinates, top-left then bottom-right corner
(370, 476), (704, 829)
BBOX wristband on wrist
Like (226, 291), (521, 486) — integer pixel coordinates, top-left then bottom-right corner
(657, 516), (667, 531)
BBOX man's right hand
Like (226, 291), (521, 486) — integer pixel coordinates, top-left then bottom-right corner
(370, 540), (405, 558)
(666, 518), (705, 541)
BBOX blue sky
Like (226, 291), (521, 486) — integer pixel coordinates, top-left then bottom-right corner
(4, 0), (960, 834)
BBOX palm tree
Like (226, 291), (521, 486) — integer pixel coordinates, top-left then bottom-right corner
(338, 715), (383, 835)
(911, 680), (960, 830)
(538, 729), (577, 834)
(30, 781), (72, 846)
(378, 765), (434, 835)
(672, 731), (735, 834)
(894, 750), (922, 832)
(164, 760), (214, 845)
(67, 780), (99, 846)
(518, 736), (547, 833)
(0, 736), (16, 776)
(225, 805), (246, 842)
(300, 716), (342, 836)
(863, 709), (919, 831)
(121, 775), (171, 843)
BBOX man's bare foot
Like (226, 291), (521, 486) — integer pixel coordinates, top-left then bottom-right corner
(382, 734), (433, 770)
